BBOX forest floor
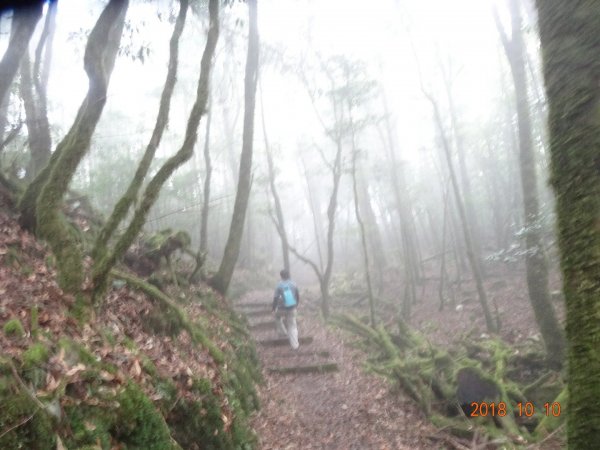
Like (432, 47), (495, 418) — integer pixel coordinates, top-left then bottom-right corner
(238, 290), (455, 450)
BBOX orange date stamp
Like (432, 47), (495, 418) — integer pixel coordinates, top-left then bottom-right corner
(469, 402), (562, 417)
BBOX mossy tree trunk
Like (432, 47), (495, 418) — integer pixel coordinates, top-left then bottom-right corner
(0, 2), (43, 107)
(34, 0), (128, 293)
(23, 0), (57, 179)
(209, 0), (259, 295)
(93, 0), (220, 299)
(92, 0), (188, 262)
(189, 89), (213, 283)
(535, 1), (600, 447)
(494, 0), (565, 366)
(199, 93), (213, 260)
(20, 53), (51, 179)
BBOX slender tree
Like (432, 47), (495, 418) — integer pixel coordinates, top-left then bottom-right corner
(494, 0), (565, 365)
(92, 0), (189, 262)
(20, 0), (56, 179)
(93, 0), (220, 297)
(210, 0), (259, 295)
(349, 115), (376, 326)
(425, 89), (497, 333)
(261, 85), (290, 274)
(0, 2), (43, 107)
(535, 1), (600, 447)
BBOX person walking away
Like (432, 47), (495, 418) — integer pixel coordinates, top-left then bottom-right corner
(272, 269), (299, 350)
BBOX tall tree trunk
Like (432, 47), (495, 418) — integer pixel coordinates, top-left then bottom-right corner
(189, 91), (213, 284)
(0, 2), (43, 107)
(34, 0), (128, 293)
(357, 168), (386, 292)
(380, 96), (421, 285)
(199, 93), (213, 256)
(425, 90), (497, 333)
(20, 53), (51, 178)
(93, 0), (219, 297)
(92, 0), (188, 262)
(20, 1), (56, 179)
(210, 0), (259, 295)
(440, 60), (484, 274)
(349, 112), (376, 326)
(494, 0), (565, 365)
(301, 157), (325, 272)
(260, 83), (290, 273)
(535, 1), (600, 447)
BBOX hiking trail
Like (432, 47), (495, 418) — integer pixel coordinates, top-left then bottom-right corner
(235, 290), (450, 450)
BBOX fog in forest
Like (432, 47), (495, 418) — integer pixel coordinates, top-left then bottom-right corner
(1, 0), (594, 448)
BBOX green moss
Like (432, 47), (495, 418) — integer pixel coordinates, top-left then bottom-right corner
(168, 378), (230, 450)
(64, 404), (113, 450)
(0, 388), (55, 450)
(30, 306), (39, 339)
(113, 383), (178, 450)
(4, 318), (25, 338)
(140, 355), (158, 377)
(69, 293), (92, 324)
(22, 343), (49, 368)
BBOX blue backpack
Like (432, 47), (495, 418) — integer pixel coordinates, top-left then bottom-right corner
(281, 282), (297, 308)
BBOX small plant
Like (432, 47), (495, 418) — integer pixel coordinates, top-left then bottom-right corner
(22, 342), (49, 368)
(3, 319), (25, 338)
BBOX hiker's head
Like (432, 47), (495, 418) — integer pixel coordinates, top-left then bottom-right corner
(280, 269), (290, 280)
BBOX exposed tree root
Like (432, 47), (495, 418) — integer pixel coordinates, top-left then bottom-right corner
(333, 312), (562, 446)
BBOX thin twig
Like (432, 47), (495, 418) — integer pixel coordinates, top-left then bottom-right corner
(0, 411), (38, 440)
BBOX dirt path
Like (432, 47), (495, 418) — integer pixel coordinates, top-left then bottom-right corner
(237, 290), (448, 450)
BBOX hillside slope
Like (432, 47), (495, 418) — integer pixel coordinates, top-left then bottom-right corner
(0, 204), (260, 450)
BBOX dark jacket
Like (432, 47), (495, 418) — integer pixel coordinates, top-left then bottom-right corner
(272, 279), (299, 311)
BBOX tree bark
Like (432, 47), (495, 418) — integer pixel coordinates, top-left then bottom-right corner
(92, 0), (188, 262)
(494, 0), (565, 366)
(0, 2), (43, 107)
(92, 0), (219, 297)
(34, 0), (128, 293)
(535, 1), (600, 447)
(209, 0), (259, 295)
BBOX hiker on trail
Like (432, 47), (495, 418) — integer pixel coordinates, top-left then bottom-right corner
(272, 269), (300, 350)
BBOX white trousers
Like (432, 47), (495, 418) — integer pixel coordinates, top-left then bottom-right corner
(275, 307), (299, 349)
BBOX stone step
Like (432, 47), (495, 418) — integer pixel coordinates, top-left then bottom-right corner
(269, 350), (331, 359)
(235, 302), (271, 310)
(243, 309), (273, 318)
(267, 362), (338, 375)
(249, 321), (273, 331)
(258, 336), (313, 347)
